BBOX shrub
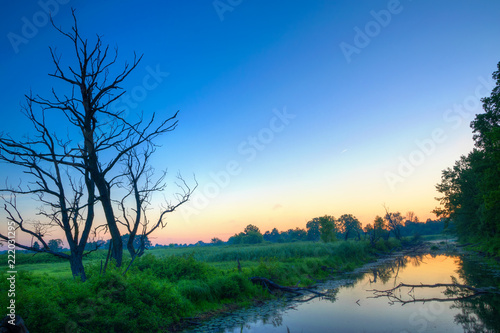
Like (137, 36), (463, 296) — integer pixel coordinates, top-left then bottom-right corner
(135, 253), (214, 281)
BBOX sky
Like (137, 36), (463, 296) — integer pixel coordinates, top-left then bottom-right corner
(1, 0), (500, 245)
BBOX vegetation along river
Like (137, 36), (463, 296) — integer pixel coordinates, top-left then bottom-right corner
(184, 245), (500, 332)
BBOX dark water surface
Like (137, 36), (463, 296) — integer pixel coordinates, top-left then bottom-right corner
(186, 252), (500, 332)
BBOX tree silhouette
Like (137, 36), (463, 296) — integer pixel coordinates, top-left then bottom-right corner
(0, 10), (193, 279)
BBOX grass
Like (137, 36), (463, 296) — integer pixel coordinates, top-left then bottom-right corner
(0, 239), (401, 333)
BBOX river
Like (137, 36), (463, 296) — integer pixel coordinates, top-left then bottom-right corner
(184, 246), (500, 332)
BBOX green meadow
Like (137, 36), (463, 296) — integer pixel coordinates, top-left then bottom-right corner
(0, 239), (401, 332)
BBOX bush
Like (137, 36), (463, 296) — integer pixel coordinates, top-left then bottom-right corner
(134, 253), (214, 281)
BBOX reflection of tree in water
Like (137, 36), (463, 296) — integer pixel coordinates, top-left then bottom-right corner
(450, 256), (500, 333)
(365, 254), (499, 333)
(368, 255), (426, 285)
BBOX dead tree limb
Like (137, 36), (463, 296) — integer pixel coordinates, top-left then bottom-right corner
(250, 277), (335, 302)
(368, 282), (500, 305)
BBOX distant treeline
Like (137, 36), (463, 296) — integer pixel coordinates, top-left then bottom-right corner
(7, 217), (445, 256)
(220, 217), (444, 246)
(434, 61), (500, 254)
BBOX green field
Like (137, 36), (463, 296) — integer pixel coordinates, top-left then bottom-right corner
(0, 239), (402, 333)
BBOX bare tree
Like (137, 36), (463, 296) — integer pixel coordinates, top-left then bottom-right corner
(406, 211), (419, 223)
(0, 101), (97, 280)
(0, 10), (191, 271)
(117, 146), (196, 262)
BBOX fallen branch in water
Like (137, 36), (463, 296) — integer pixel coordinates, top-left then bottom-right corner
(250, 277), (335, 302)
(368, 282), (500, 305)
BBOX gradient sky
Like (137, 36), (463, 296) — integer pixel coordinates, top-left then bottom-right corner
(1, 0), (500, 245)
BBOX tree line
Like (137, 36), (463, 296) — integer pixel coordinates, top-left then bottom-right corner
(434, 61), (500, 250)
(219, 211), (444, 246)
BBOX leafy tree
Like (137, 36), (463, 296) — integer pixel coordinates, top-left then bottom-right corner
(318, 215), (337, 243)
(290, 227), (307, 241)
(228, 232), (244, 245)
(383, 208), (404, 240)
(48, 239), (63, 252)
(33, 241), (40, 251)
(211, 237), (224, 245)
(401, 219), (444, 237)
(263, 228), (283, 243)
(364, 223), (375, 244)
(306, 218), (321, 241)
(338, 214), (362, 240)
(373, 215), (386, 233)
(434, 60), (500, 245)
(244, 224), (261, 234)
(242, 224), (263, 244)
(229, 225), (264, 245)
(365, 215), (386, 245)
(244, 231), (264, 244)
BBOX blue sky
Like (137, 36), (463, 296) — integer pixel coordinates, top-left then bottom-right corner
(1, 0), (500, 244)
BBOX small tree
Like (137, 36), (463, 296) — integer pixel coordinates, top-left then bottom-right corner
(373, 215), (387, 240)
(244, 224), (261, 234)
(306, 218), (321, 241)
(211, 237), (224, 245)
(384, 206), (404, 240)
(48, 239), (64, 252)
(264, 228), (283, 243)
(117, 147), (195, 260)
(338, 214), (362, 240)
(319, 215), (337, 243)
(365, 215), (386, 245)
(244, 231), (264, 244)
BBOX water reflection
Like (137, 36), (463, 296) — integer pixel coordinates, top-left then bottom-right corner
(451, 255), (500, 333)
(185, 253), (500, 332)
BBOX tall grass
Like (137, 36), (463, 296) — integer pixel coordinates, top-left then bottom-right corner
(0, 239), (400, 332)
(149, 240), (377, 263)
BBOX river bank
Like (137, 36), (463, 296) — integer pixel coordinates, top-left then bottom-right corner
(1, 239), (401, 333)
(179, 238), (500, 332)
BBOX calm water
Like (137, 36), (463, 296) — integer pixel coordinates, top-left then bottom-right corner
(187, 253), (500, 333)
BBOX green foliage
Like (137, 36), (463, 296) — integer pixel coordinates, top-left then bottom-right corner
(384, 211), (404, 240)
(306, 218), (321, 241)
(435, 60), (500, 252)
(318, 215), (337, 242)
(211, 237), (224, 245)
(229, 224), (265, 244)
(0, 270), (192, 332)
(364, 216), (388, 245)
(1, 239), (402, 332)
(338, 214), (362, 240)
(134, 253), (214, 281)
(48, 239), (63, 252)
(244, 224), (261, 234)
